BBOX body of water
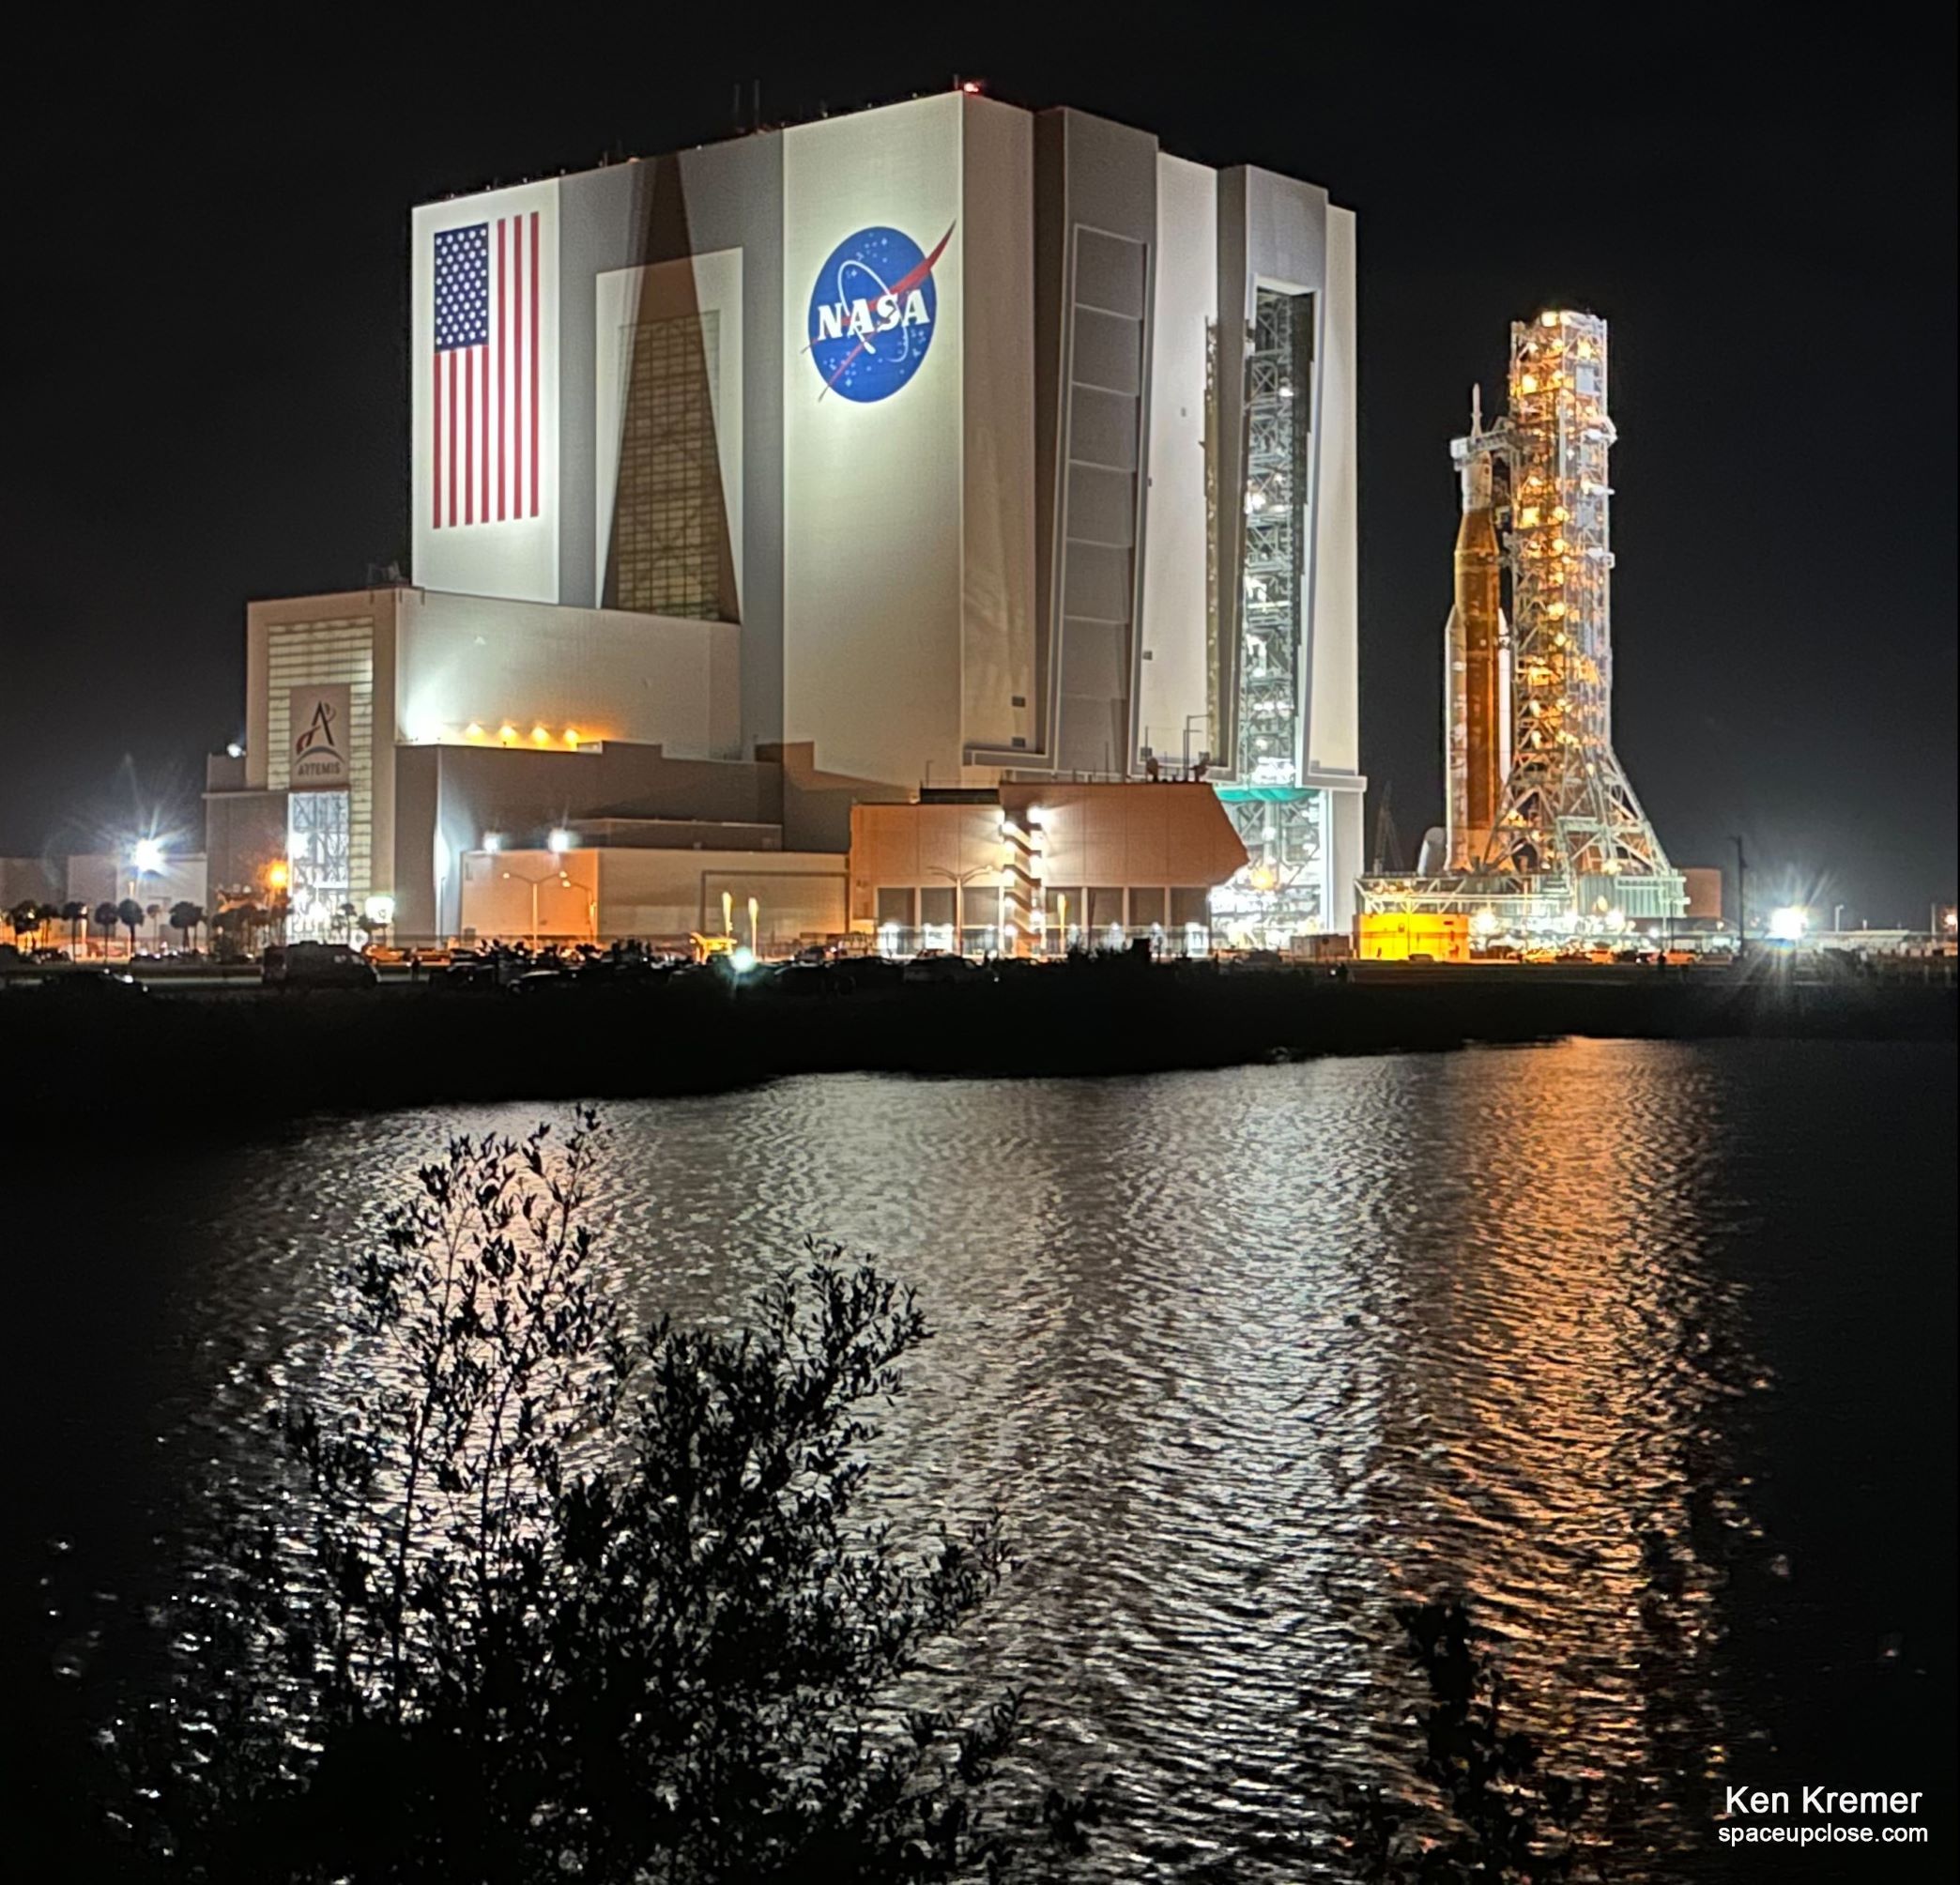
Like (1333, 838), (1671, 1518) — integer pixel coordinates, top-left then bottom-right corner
(14, 1038), (1955, 1877)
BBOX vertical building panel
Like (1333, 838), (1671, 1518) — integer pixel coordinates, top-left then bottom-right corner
(1035, 109), (1158, 779)
(1309, 205), (1359, 776)
(782, 96), (964, 789)
(1140, 153), (1217, 770)
(411, 180), (561, 605)
(958, 97), (1036, 759)
(559, 142), (785, 752)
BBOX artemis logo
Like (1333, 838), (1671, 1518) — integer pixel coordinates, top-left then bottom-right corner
(297, 698), (341, 758)
(289, 684), (351, 787)
(806, 223), (953, 403)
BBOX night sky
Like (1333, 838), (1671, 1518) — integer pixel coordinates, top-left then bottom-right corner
(4, 15), (1952, 923)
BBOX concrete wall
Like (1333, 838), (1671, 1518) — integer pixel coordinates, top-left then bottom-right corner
(394, 588), (740, 759)
(782, 94), (966, 791)
(397, 741), (807, 938)
(1138, 153), (1217, 771)
(1000, 782), (1246, 891)
(65, 852), (208, 917)
(0, 858), (65, 909)
(411, 180), (564, 605)
(849, 783), (1247, 927)
(457, 846), (845, 948)
(205, 791), (290, 900)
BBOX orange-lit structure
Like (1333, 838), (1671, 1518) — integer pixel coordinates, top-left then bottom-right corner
(1364, 311), (1684, 931)
(1444, 392), (1508, 871)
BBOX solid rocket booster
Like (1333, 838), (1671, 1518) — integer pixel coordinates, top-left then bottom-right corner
(1445, 421), (1507, 872)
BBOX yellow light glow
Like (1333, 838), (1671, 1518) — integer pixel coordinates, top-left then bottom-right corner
(1519, 373), (1539, 393)
(498, 724), (517, 746)
(465, 722), (485, 743)
(530, 724), (550, 746)
(266, 860), (291, 892)
(564, 728), (582, 748)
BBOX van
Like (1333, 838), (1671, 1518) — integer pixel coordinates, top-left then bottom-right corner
(264, 942), (378, 989)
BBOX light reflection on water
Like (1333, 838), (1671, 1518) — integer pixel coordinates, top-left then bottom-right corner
(136, 1040), (1922, 1877)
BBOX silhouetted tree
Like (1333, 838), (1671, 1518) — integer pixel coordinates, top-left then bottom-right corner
(170, 901), (205, 950)
(108, 1113), (1092, 1882)
(116, 898), (145, 959)
(7, 898), (44, 947)
(61, 899), (87, 954)
(1327, 1598), (1593, 1881)
(92, 901), (120, 960)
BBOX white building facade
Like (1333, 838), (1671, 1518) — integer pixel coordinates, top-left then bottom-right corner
(213, 91), (1363, 942)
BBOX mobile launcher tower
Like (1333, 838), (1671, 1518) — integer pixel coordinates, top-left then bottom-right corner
(1362, 310), (1685, 933)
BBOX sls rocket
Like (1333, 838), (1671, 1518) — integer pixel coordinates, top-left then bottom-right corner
(1444, 389), (1508, 873)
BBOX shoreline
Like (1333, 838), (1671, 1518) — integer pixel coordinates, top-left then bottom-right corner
(3, 960), (1952, 1141)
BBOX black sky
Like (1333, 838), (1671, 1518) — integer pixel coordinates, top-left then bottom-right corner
(3, 10), (1952, 922)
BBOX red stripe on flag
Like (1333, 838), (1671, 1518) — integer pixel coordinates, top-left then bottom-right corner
(512, 220), (524, 517)
(479, 341), (488, 523)
(464, 345), (475, 525)
(529, 211), (540, 517)
(496, 219), (506, 522)
(447, 351), (458, 527)
(432, 352), (443, 529)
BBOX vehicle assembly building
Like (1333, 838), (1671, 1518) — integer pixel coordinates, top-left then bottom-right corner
(206, 88), (1364, 948)
(1362, 310), (1685, 931)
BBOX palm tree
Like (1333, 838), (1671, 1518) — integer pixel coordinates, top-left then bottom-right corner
(92, 901), (120, 961)
(7, 899), (41, 950)
(145, 902), (166, 947)
(170, 900), (206, 952)
(61, 900), (86, 957)
(117, 897), (145, 961)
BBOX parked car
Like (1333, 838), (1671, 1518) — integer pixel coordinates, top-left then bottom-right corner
(40, 970), (148, 999)
(902, 952), (984, 986)
(263, 942), (378, 989)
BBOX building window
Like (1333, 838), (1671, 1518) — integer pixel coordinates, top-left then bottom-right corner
(1239, 286), (1313, 788)
(267, 616), (374, 907)
(288, 789), (352, 940)
(609, 312), (730, 620)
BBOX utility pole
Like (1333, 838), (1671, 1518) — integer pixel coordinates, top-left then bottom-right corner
(1730, 835), (1747, 951)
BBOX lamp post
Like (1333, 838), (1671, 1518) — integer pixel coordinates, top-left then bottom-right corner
(265, 859), (292, 949)
(502, 864), (571, 950)
(925, 865), (994, 957)
(1729, 835), (1747, 951)
(747, 896), (760, 958)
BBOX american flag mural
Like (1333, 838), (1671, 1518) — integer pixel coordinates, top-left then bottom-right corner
(432, 213), (539, 529)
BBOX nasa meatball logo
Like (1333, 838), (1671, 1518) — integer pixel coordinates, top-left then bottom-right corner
(805, 222), (954, 403)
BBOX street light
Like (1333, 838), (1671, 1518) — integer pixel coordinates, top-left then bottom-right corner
(747, 896), (760, 958)
(502, 864), (572, 950)
(924, 865), (995, 956)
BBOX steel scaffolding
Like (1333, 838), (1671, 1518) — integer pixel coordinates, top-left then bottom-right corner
(1212, 287), (1328, 942)
(1361, 311), (1683, 930)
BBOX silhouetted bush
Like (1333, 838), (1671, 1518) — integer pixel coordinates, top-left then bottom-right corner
(106, 1111), (1094, 1881)
(1329, 1598), (1595, 1882)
